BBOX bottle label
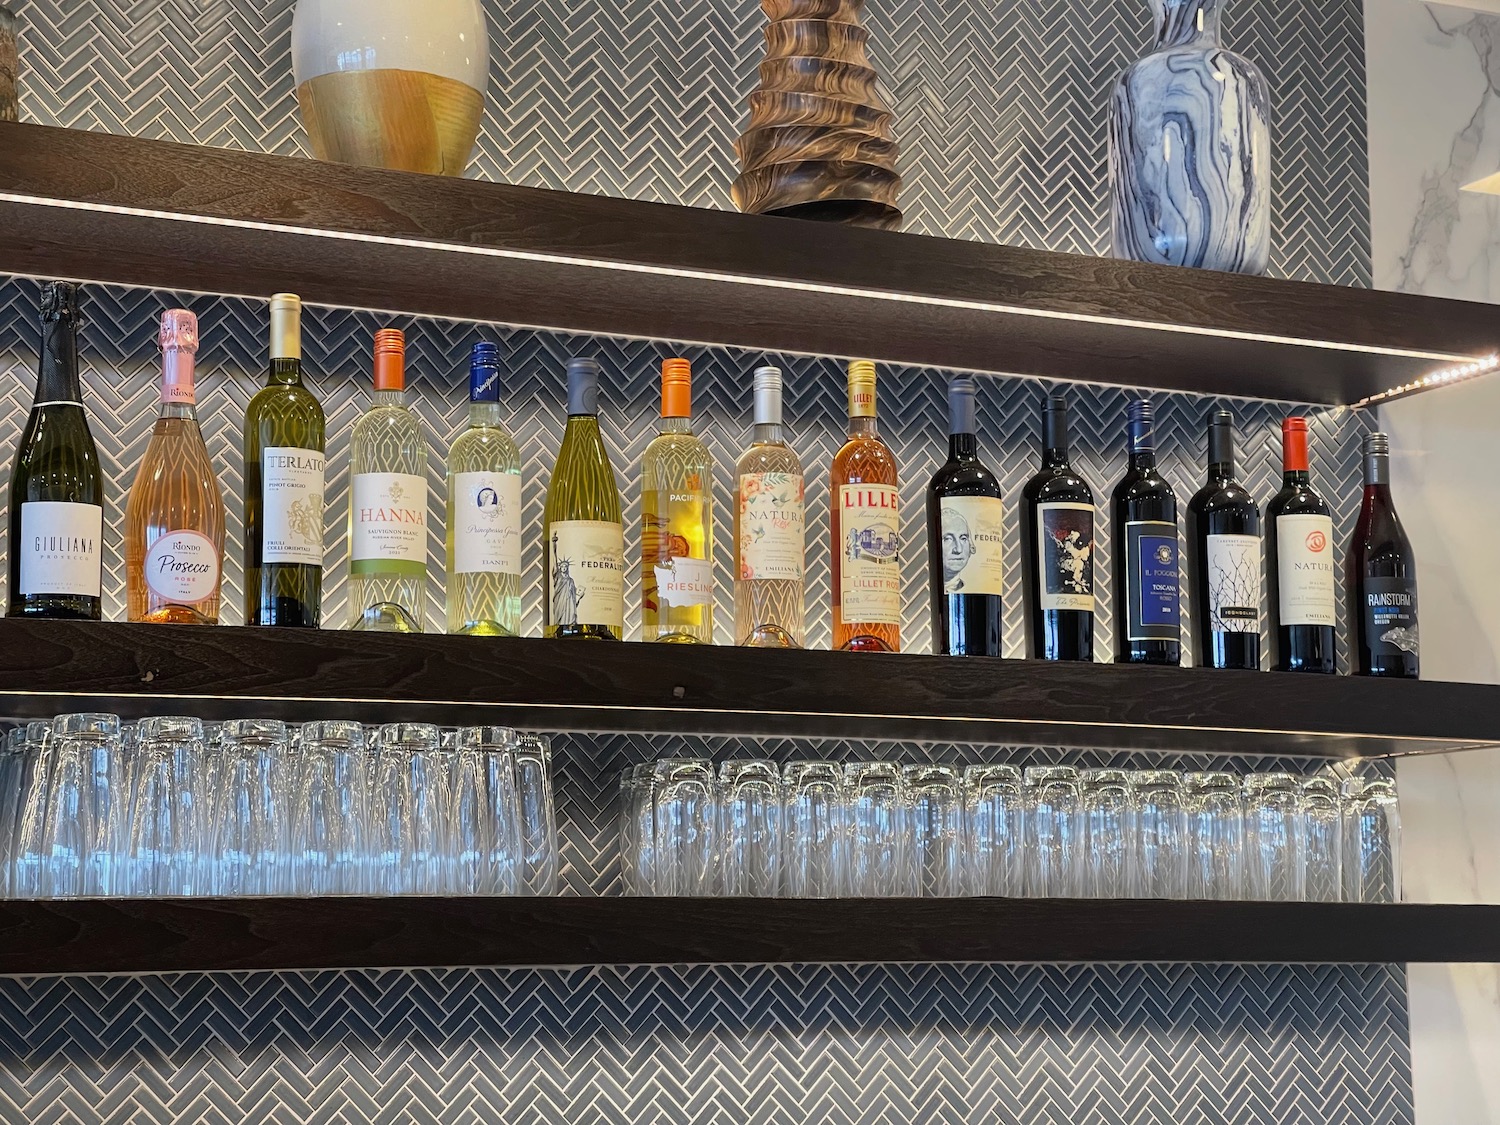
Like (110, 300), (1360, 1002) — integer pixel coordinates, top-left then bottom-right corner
(644, 488), (713, 609)
(837, 484), (901, 625)
(1275, 513), (1336, 626)
(654, 557), (714, 608)
(1363, 576), (1419, 658)
(144, 530), (221, 603)
(18, 501), (102, 598)
(351, 472), (428, 576)
(938, 495), (1004, 596)
(452, 471), (522, 576)
(739, 472), (805, 582)
(549, 519), (624, 628)
(1206, 533), (1262, 634)
(1037, 502), (1094, 612)
(1125, 520), (1180, 641)
(261, 447), (325, 566)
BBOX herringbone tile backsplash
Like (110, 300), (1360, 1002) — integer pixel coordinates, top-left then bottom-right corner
(0, 0), (1398, 1120)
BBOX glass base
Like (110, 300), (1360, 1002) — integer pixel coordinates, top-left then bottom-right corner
(352, 602), (421, 633)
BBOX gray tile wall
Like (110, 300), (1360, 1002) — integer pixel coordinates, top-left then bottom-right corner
(0, 0), (1396, 1121)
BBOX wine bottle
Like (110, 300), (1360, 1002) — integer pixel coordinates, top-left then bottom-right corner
(734, 365), (805, 648)
(244, 293), (325, 628)
(347, 328), (427, 632)
(445, 341), (522, 636)
(124, 309), (227, 625)
(1266, 417), (1336, 673)
(640, 358), (714, 643)
(1350, 432), (1419, 678)
(1021, 394), (1094, 661)
(1111, 399), (1181, 665)
(1186, 409), (1262, 670)
(927, 375), (1002, 656)
(7, 281), (104, 620)
(832, 361), (901, 652)
(544, 358), (624, 640)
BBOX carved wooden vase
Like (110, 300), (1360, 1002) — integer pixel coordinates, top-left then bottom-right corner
(732, 0), (902, 229)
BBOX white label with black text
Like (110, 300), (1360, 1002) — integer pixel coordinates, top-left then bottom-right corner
(262, 447), (325, 566)
(145, 530), (221, 603)
(18, 501), (102, 597)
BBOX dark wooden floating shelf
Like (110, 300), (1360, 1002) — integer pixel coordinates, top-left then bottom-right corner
(1, 897), (1496, 975)
(0, 620), (1497, 757)
(0, 120), (1495, 404)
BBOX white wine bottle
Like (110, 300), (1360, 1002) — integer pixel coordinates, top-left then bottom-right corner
(544, 358), (624, 640)
(348, 328), (428, 632)
(446, 342), (522, 635)
(640, 357), (714, 643)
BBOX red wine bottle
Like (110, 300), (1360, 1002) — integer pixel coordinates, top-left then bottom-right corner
(1022, 394), (1094, 661)
(1266, 417), (1336, 673)
(927, 375), (1002, 656)
(1350, 432), (1418, 678)
(1186, 409), (1261, 670)
(1111, 399), (1180, 665)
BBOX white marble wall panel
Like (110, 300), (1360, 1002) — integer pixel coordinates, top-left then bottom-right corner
(1366, 4), (1500, 1119)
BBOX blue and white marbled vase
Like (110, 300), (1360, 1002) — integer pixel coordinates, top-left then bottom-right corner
(1108, 0), (1271, 274)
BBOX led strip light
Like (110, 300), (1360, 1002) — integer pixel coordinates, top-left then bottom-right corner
(1354, 353), (1500, 408)
(0, 192), (1474, 373)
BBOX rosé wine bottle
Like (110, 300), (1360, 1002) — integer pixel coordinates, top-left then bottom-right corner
(125, 309), (227, 625)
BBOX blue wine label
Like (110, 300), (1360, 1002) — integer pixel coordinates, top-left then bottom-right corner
(1363, 576), (1419, 658)
(1125, 520), (1180, 641)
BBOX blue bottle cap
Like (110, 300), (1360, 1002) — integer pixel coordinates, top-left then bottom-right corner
(469, 342), (500, 403)
(566, 357), (601, 415)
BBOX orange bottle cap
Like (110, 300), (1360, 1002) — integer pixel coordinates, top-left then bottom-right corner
(373, 328), (405, 391)
(661, 357), (692, 418)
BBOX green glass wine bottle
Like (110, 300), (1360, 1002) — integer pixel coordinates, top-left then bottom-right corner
(244, 294), (326, 627)
(7, 281), (104, 620)
(544, 358), (624, 640)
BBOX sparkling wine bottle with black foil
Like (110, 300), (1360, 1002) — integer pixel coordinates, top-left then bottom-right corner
(1022, 394), (1094, 661)
(1186, 409), (1262, 670)
(1111, 399), (1181, 665)
(244, 294), (326, 627)
(1350, 432), (1419, 678)
(1267, 417), (1337, 673)
(927, 375), (1002, 656)
(7, 281), (104, 620)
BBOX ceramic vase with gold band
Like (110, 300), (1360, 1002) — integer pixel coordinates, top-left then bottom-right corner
(291, 0), (489, 177)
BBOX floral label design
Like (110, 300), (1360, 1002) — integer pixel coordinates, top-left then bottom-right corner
(739, 472), (805, 582)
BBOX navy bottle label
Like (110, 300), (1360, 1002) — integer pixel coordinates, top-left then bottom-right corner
(1037, 502), (1094, 611)
(1125, 520), (1180, 641)
(1363, 576), (1419, 658)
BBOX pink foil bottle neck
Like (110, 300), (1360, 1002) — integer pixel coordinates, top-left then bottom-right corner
(158, 309), (199, 405)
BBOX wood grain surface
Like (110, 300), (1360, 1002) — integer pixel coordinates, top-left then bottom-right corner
(0, 121), (1495, 402)
(1, 896), (1496, 974)
(0, 620), (1495, 756)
